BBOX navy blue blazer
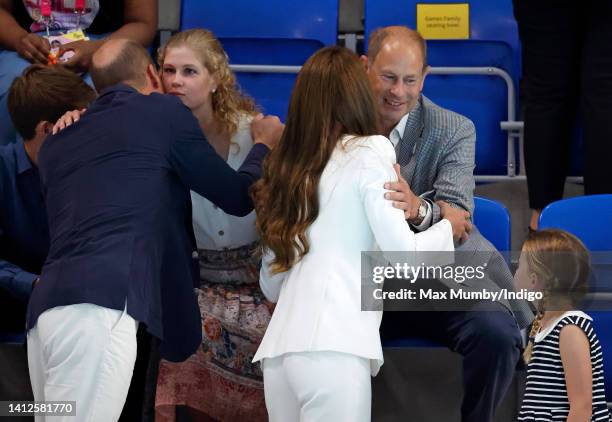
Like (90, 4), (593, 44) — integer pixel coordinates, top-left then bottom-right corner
(28, 85), (268, 361)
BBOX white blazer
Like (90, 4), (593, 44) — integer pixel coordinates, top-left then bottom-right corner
(253, 135), (454, 375)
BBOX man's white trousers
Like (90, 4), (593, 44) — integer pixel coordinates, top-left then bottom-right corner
(27, 303), (138, 422)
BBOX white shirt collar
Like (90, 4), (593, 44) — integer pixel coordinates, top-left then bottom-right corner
(388, 112), (410, 148)
(534, 310), (592, 343)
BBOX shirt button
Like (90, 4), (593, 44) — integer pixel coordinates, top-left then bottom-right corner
(192, 251), (198, 259)
(218, 230), (224, 236)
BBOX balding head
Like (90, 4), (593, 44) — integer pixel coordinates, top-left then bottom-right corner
(90, 39), (154, 93)
(367, 26), (427, 70)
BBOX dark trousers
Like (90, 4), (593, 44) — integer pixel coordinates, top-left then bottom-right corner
(119, 324), (160, 422)
(380, 301), (522, 422)
(513, 0), (612, 209)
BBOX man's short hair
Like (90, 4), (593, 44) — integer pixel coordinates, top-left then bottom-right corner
(90, 40), (153, 93)
(367, 26), (428, 70)
(8, 64), (97, 140)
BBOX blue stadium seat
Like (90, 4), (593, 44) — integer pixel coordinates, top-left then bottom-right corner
(364, 0), (520, 176)
(473, 196), (511, 252)
(179, 0), (338, 120)
(539, 195), (612, 252)
(539, 194), (612, 402)
(383, 196), (511, 348)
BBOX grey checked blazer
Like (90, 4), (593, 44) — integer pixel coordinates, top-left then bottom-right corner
(397, 95), (533, 328)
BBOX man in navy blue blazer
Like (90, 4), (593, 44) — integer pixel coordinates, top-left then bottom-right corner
(26, 39), (282, 421)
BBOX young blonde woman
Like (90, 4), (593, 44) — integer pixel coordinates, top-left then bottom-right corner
(251, 46), (468, 421)
(154, 29), (272, 421)
(516, 229), (611, 422)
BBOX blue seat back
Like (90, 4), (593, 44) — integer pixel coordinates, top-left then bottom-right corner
(473, 196), (511, 252)
(364, 0), (520, 175)
(180, 0), (338, 120)
(539, 195), (612, 252)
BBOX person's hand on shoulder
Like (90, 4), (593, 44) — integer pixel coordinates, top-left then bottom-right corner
(16, 33), (50, 64)
(52, 109), (86, 134)
(251, 114), (284, 150)
(438, 200), (472, 243)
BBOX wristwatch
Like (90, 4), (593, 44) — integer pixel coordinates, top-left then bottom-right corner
(417, 198), (428, 220)
(410, 198), (428, 225)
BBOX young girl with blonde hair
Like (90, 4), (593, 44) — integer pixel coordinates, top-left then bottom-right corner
(154, 28), (272, 421)
(516, 229), (611, 421)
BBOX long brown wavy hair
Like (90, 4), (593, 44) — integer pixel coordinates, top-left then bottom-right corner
(522, 229), (591, 363)
(157, 29), (257, 136)
(252, 46), (379, 274)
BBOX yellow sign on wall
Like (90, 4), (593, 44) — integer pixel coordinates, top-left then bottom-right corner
(416, 3), (470, 40)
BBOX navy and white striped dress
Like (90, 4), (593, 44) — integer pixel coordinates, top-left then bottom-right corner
(519, 311), (611, 421)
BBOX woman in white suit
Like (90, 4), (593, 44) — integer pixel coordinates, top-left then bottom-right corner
(251, 46), (469, 422)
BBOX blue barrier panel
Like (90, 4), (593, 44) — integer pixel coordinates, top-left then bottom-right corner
(180, 0), (338, 120)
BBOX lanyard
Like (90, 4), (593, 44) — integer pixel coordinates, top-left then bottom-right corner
(40, 0), (51, 16)
(74, 0), (85, 29)
(75, 0), (86, 12)
(37, 0), (88, 32)
(40, 0), (51, 35)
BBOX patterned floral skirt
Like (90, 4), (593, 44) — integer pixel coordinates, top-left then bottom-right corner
(155, 242), (272, 422)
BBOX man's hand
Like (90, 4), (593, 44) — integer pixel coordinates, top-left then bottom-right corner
(16, 33), (50, 64)
(251, 114), (284, 150)
(437, 201), (472, 243)
(52, 109), (86, 134)
(384, 164), (421, 221)
(59, 39), (103, 73)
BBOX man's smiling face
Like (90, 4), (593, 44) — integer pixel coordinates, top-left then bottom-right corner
(366, 37), (427, 134)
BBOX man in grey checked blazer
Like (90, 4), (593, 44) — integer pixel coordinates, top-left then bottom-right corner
(364, 26), (533, 422)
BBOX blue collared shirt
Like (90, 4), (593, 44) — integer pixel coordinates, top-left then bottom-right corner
(0, 139), (49, 301)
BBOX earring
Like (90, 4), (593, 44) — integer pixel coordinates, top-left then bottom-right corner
(212, 88), (217, 93)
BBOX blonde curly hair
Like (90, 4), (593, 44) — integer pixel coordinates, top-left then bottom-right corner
(158, 29), (257, 136)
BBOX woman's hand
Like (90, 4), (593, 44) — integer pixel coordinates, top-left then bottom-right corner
(16, 33), (50, 64)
